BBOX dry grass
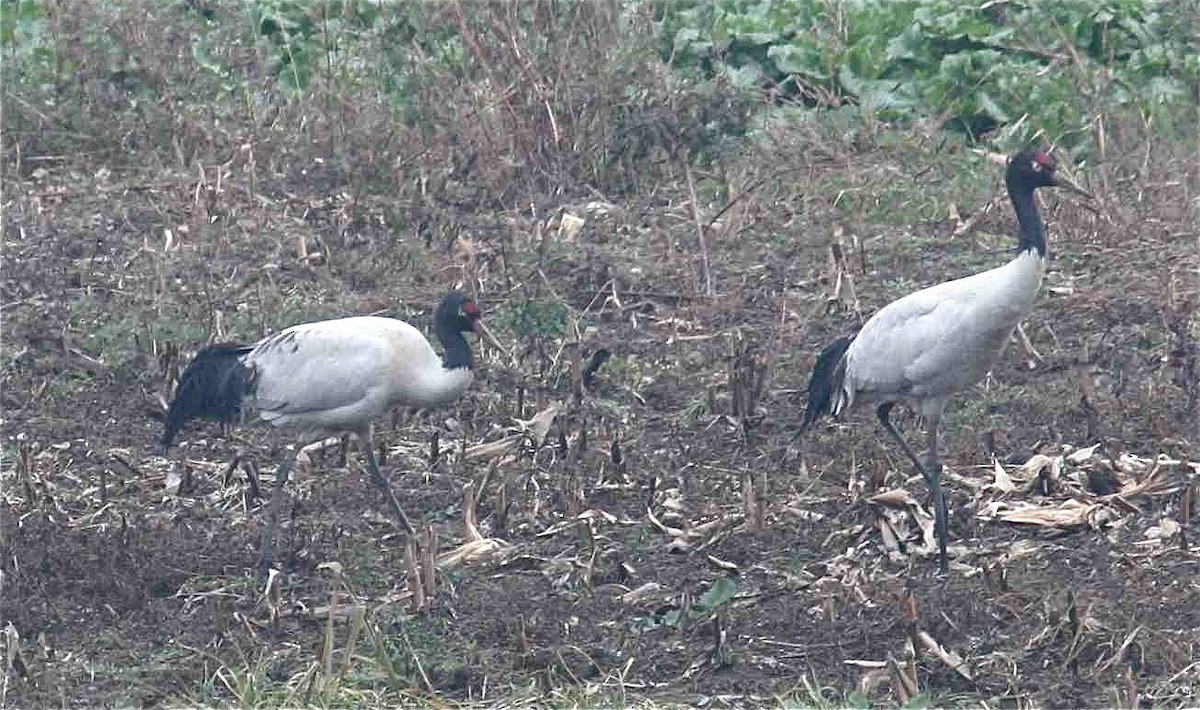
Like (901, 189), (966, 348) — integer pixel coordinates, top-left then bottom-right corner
(2, 4), (1199, 708)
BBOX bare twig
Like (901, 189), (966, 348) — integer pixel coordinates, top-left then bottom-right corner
(950, 190), (1006, 239)
(1016, 322), (1045, 364)
(683, 161), (713, 296)
(1091, 626), (1143, 679)
(397, 621), (435, 694)
(404, 539), (425, 612)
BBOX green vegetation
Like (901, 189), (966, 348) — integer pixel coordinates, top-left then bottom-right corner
(7, 0), (1195, 191)
(496, 298), (570, 341)
(779, 676), (936, 709)
(1, 0), (752, 196)
(631, 575), (737, 632)
(3, 2), (1197, 709)
(657, 0), (1199, 152)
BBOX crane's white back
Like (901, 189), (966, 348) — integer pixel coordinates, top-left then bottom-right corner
(246, 315), (473, 436)
(840, 249), (1045, 413)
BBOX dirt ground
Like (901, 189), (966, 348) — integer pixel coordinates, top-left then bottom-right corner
(3, 132), (1199, 708)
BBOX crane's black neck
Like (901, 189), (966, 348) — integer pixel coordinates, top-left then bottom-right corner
(436, 324), (473, 370)
(1009, 185), (1046, 258)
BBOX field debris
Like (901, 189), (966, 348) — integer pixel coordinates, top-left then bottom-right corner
(5, 92), (1197, 707)
(464, 404), (561, 463)
(976, 446), (1195, 535)
(808, 444), (1199, 571)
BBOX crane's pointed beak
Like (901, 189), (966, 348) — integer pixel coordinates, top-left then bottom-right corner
(475, 321), (510, 359)
(1052, 171), (1092, 199)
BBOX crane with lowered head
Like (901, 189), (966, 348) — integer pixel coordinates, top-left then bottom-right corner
(160, 290), (502, 571)
(802, 148), (1091, 572)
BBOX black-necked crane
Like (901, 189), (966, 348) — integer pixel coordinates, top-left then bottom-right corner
(160, 290), (499, 570)
(802, 148), (1090, 572)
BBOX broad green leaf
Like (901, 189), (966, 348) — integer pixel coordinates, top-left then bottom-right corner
(696, 575), (737, 610)
(768, 42), (829, 80)
(722, 62), (763, 89)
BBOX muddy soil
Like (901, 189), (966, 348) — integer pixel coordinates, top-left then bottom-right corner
(2, 141), (1198, 708)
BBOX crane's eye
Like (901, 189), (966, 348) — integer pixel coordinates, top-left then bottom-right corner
(1030, 160), (1044, 173)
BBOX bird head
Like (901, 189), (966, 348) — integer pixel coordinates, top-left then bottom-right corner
(460, 299), (481, 331)
(1007, 148), (1091, 197)
(437, 291), (481, 332)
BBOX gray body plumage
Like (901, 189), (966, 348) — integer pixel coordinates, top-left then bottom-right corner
(835, 249), (1045, 419)
(245, 315), (474, 439)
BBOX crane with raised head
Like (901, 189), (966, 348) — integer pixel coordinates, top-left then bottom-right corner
(160, 290), (498, 570)
(802, 148), (1091, 572)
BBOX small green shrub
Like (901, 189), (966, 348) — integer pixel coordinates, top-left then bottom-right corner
(496, 298), (569, 341)
(630, 575), (737, 633)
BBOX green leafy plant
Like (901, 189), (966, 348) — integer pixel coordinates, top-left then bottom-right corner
(0, 0), (47, 63)
(631, 575), (738, 632)
(659, 0), (1200, 151)
(496, 298), (570, 341)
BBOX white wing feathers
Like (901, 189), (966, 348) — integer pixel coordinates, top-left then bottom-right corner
(244, 316), (440, 432)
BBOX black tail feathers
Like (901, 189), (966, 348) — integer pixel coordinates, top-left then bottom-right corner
(801, 334), (853, 431)
(160, 343), (253, 451)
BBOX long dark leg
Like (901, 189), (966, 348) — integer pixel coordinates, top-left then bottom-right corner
(359, 426), (417, 535)
(257, 451), (297, 573)
(876, 403), (948, 572)
(923, 419), (948, 572)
